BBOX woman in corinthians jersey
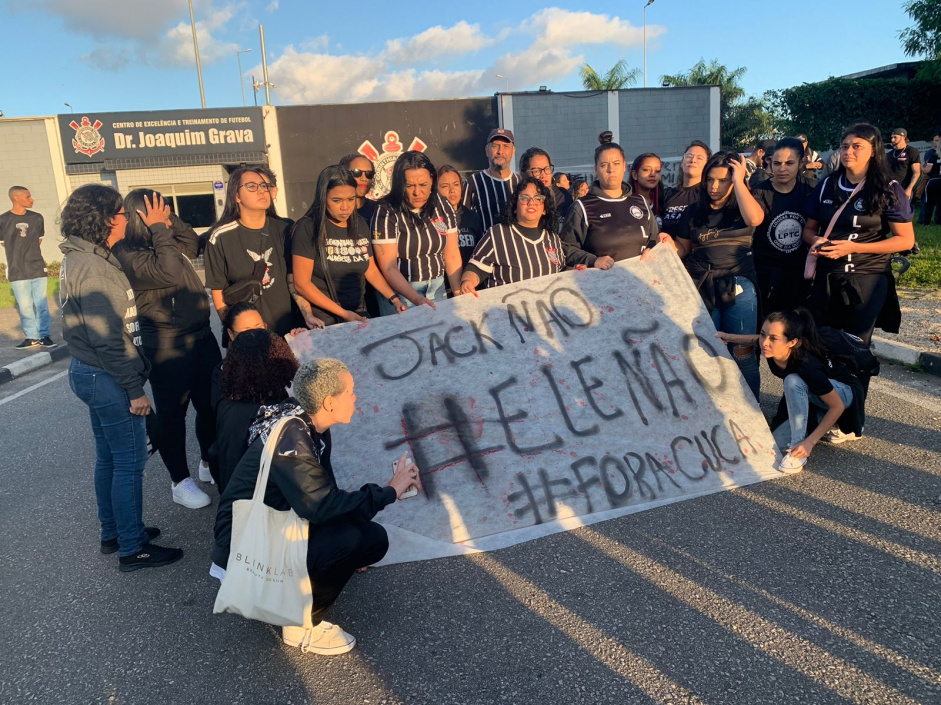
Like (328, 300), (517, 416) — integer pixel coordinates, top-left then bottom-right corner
(803, 124), (915, 345)
(459, 177), (564, 292)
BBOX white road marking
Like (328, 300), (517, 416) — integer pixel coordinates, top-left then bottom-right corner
(0, 370), (68, 406)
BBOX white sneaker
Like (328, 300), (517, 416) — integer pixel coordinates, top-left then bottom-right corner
(198, 460), (214, 484)
(778, 453), (807, 474)
(172, 477), (211, 509)
(825, 428), (861, 444)
(282, 621), (356, 655)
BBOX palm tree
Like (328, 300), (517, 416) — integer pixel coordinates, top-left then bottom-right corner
(580, 59), (640, 90)
(661, 59), (747, 112)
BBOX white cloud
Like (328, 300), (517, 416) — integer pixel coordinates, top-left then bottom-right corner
(530, 8), (664, 48)
(32, 0), (191, 40)
(383, 21), (493, 65)
(162, 4), (240, 66)
(266, 0), (279, 12)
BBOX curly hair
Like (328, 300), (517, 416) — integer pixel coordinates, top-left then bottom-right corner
(503, 176), (558, 234)
(60, 184), (123, 247)
(219, 329), (298, 403)
(294, 358), (350, 414)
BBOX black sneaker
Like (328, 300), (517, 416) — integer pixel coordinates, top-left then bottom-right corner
(100, 527), (161, 555)
(118, 543), (184, 572)
(14, 339), (40, 350)
(39, 336), (57, 348)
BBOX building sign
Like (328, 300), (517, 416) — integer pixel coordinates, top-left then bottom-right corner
(57, 107), (264, 164)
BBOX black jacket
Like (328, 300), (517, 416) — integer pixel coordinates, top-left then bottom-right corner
(112, 215), (210, 341)
(211, 414), (396, 568)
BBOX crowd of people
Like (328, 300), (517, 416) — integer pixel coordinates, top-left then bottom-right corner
(46, 119), (930, 655)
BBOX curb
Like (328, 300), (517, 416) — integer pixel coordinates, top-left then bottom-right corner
(0, 345), (71, 386)
(871, 336), (941, 377)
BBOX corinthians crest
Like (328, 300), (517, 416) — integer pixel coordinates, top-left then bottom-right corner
(69, 117), (105, 158)
(358, 131), (427, 200)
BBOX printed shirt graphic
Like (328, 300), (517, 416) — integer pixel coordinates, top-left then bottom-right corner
(661, 185), (699, 234)
(292, 215), (373, 312)
(804, 175), (912, 275)
(751, 180), (813, 270)
(0, 210), (46, 281)
(469, 223), (564, 288)
(205, 217), (295, 335)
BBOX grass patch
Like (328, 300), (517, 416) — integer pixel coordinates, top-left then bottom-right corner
(899, 222), (941, 289)
(0, 279), (60, 308)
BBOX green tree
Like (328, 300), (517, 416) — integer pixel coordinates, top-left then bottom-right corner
(899, 0), (941, 80)
(579, 59), (640, 90)
(661, 58), (777, 150)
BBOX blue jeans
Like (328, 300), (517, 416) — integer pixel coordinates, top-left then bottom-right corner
(711, 276), (760, 400)
(10, 277), (50, 340)
(69, 359), (148, 557)
(376, 275), (446, 316)
(772, 373), (854, 449)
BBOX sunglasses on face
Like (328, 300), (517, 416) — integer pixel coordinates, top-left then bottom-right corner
(349, 169), (375, 179)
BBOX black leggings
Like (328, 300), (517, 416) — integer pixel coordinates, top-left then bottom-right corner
(756, 265), (811, 316)
(809, 272), (889, 345)
(922, 178), (941, 225)
(307, 519), (389, 626)
(144, 331), (222, 483)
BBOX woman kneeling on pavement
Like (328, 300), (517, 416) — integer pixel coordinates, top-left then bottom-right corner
(60, 184), (183, 571)
(718, 308), (865, 474)
(212, 358), (420, 655)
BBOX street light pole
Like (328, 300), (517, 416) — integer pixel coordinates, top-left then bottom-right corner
(64, 102), (73, 113)
(236, 48), (252, 106)
(643, 0), (655, 88)
(188, 0), (207, 108)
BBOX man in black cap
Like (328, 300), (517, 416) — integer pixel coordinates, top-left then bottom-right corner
(887, 127), (921, 201)
(796, 133), (822, 187)
(463, 128), (520, 232)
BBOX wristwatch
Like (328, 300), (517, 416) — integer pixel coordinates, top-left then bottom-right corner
(388, 294), (402, 305)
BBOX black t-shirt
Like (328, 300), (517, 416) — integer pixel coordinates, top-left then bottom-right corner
(205, 216), (296, 336)
(468, 223), (564, 288)
(0, 210), (46, 281)
(552, 185), (574, 230)
(924, 148), (939, 180)
(291, 215), (372, 319)
(765, 350), (856, 396)
(804, 175), (912, 275)
(751, 179), (813, 271)
(358, 199), (378, 226)
(675, 202), (755, 269)
(455, 206), (485, 266)
(662, 185), (699, 234)
(887, 145), (920, 187)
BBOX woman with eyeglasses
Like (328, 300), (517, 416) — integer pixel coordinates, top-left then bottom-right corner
(205, 166), (309, 339)
(112, 189), (221, 509)
(662, 140), (712, 235)
(339, 153), (379, 225)
(459, 177), (563, 293)
(60, 184), (183, 572)
(371, 150), (462, 313)
(292, 165), (406, 325)
(803, 123), (914, 346)
(437, 164), (484, 267)
(519, 147), (573, 227)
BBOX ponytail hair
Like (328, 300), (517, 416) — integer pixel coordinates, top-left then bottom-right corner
(764, 307), (827, 362)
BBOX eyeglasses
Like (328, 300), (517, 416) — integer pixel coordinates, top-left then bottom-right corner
(683, 155), (706, 164)
(519, 195), (546, 204)
(528, 165), (554, 177)
(349, 169), (375, 179)
(239, 182), (272, 193)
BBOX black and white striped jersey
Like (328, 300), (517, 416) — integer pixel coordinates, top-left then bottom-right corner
(467, 223), (563, 288)
(463, 171), (520, 231)
(371, 194), (458, 282)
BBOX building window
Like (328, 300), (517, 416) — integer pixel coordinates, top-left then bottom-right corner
(176, 194), (216, 228)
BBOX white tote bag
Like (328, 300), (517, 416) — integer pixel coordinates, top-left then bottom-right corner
(213, 416), (313, 627)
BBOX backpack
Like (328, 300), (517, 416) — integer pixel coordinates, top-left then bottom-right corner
(817, 327), (880, 378)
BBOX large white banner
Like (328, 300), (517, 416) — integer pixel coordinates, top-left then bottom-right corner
(289, 248), (782, 564)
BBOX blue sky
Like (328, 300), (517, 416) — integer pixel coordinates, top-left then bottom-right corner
(0, 0), (917, 117)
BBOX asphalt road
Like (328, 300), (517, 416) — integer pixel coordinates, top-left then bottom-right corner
(1, 359), (939, 705)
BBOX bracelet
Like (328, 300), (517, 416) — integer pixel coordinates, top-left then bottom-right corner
(387, 294), (401, 305)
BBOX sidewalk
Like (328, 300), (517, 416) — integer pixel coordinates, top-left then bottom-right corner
(1, 297), (939, 385)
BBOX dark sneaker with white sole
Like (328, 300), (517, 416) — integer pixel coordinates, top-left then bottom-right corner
(101, 527), (161, 555)
(118, 543), (184, 572)
(39, 336), (57, 348)
(14, 339), (40, 350)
